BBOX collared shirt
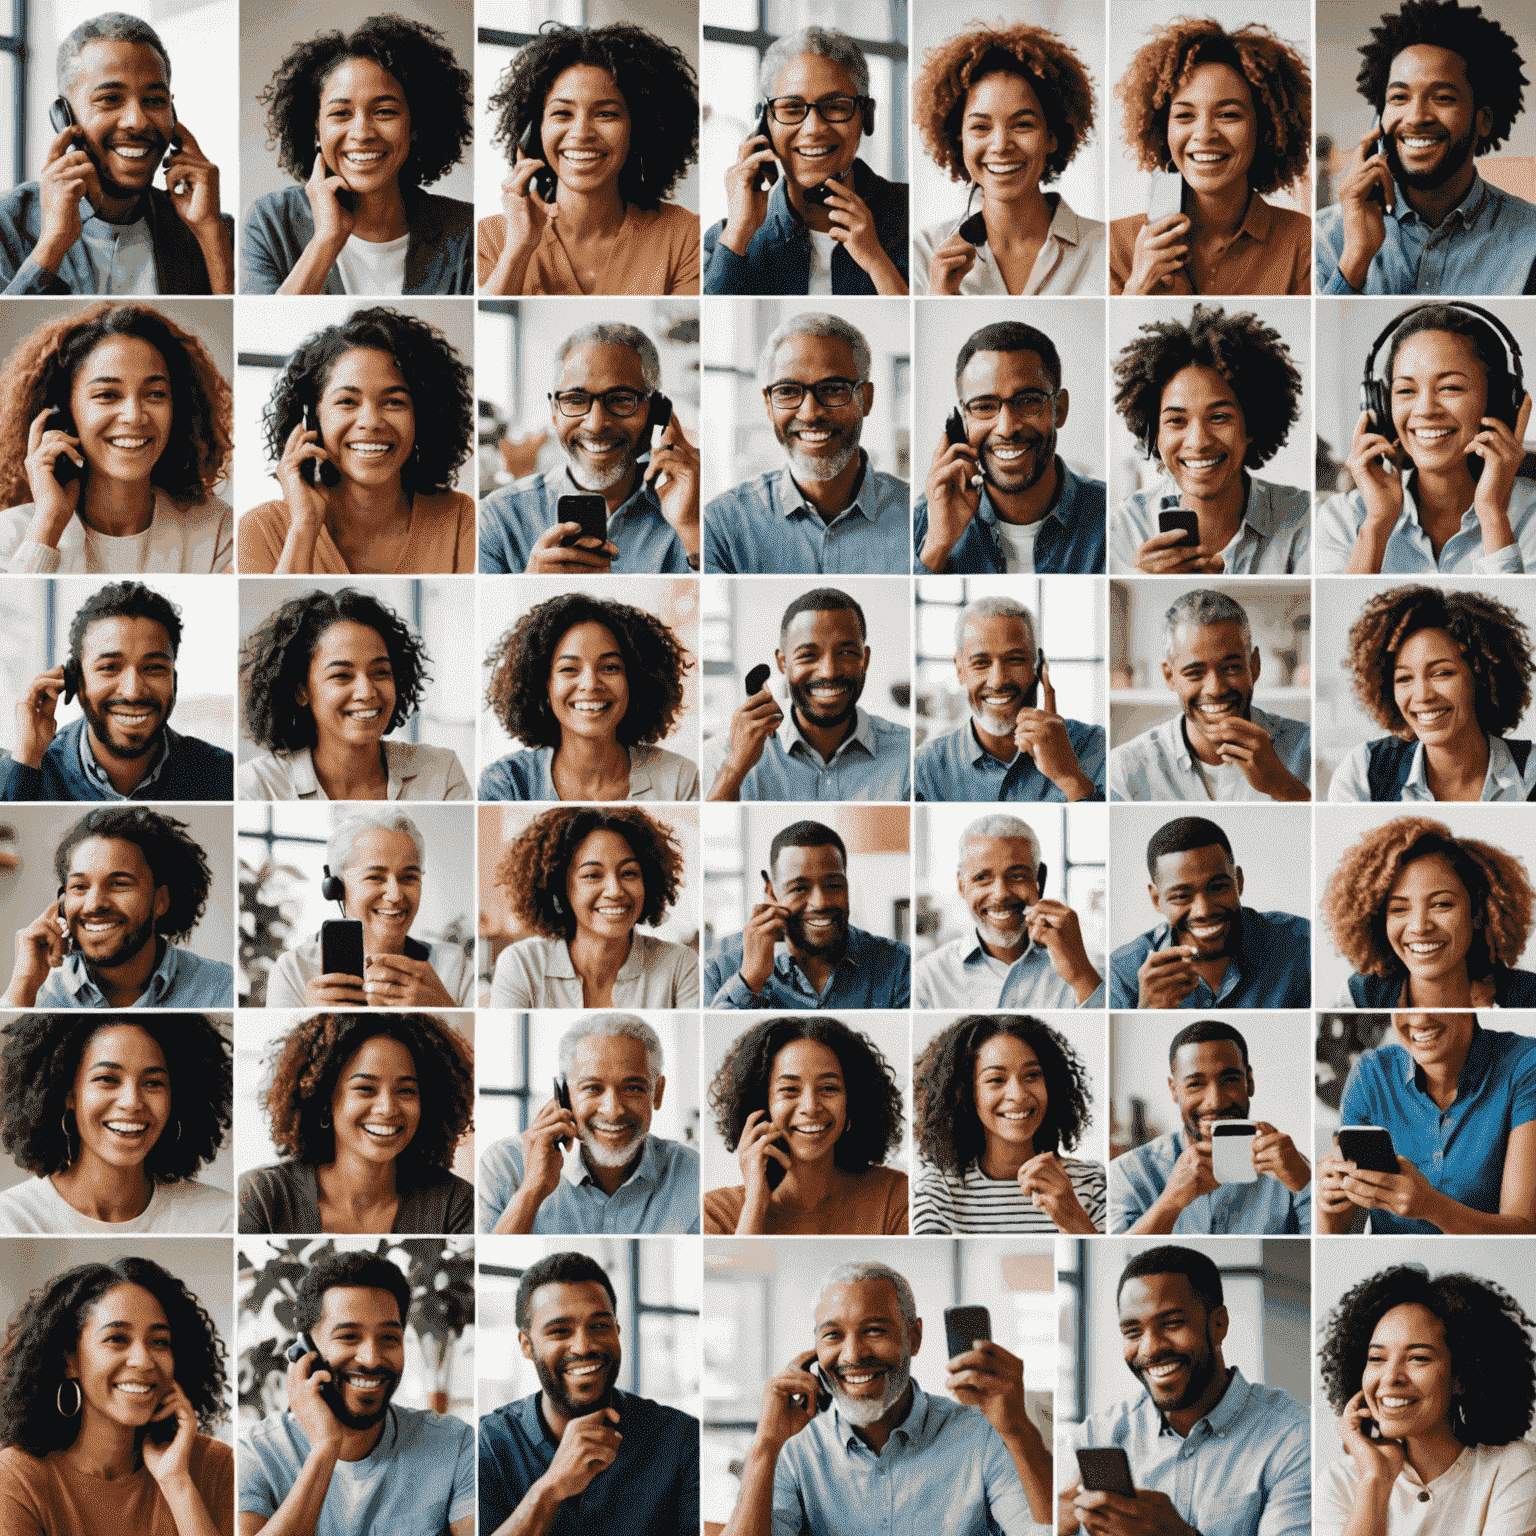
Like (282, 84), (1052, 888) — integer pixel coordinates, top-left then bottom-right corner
(1111, 197), (1312, 295)
(702, 705), (910, 801)
(1109, 1129), (1310, 1235)
(1108, 707), (1311, 802)
(706, 924), (911, 1009)
(1328, 733), (1536, 802)
(1340, 1021), (1536, 1235)
(1315, 478), (1536, 574)
(490, 933), (698, 1009)
(79, 720), (169, 799)
(35, 944), (233, 1008)
(79, 208), (157, 293)
(0, 717), (231, 802)
(1068, 1368), (1310, 1536)
(477, 1132), (700, 1234)
(914, 462), (1106, 575)
(912, 195), (1106, 295)
(478, 464), (692, 574)
(1109, 475), (1311, 575)
(1317, 1440), (1536, 1536)
(1315, 172), (1536, 295)
(479, 742), (699, 802)
(915, 718), (1105, 802)
(915, 932), (1103, 1010)
(1108, 908), (1311, 1009)
(773, 1384), (1038, 1536)
(237, 740), (470, 801)
(704, 454), (910, 574)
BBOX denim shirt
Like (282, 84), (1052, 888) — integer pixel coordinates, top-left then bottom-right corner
(0, 718), (232, 801)
(1108, 908), (1311, 1009)
(35, 944), (234, 1007)
(706, 924), (911, 1009)
(1109, 1129), (1311, 1234)
(702, 706), (910, 801)
(915, 718), (1105, 802)
(1315, 477), (1536, 574)
(913, 462), (1106, 574)
(1108, 475), (1310, 575)
(1108, 707), (1311, 802)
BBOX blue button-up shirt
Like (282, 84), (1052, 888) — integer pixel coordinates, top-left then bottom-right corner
(35, 944), (234, 1007)
(1340, 1022), (1536, 1236)
(916, 718), (1105, 802)
(1108, 908), (1311, 1009)
(1067, 1369), (1310, 1536)
(1315, 173), (1536, 295)
(704, 455), (910, 574)
(1109, 1129), (1310, 1234)
(1328, 733), (1536, 802)
(706, 924), (911, 1009)
(478, 464), (692, 574)
(1109, 476), (1310, 575)
(914, 463), (1106, 574)
(915, 932), (1104, 1009)
(1109, 707), (1311, 802)
(703, 705), (910, 801)
(1315, 478), (1536, 574)
(774, 1385), (1034, 1536)
(477, 1132), (699, 1234)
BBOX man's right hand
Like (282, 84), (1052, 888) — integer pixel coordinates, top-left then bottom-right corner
(6, 899), (67, 1006)
(542, 1406), (622, 1500)
(1335, 126), (1394, 291)
(525, 522), (618, 575)
(36, 126), (96, 271)
(15, 664), (67, 768)
(519, 1095), (579, 1208)
(919, 431), (981, 572)
(286, 1350), (343, 1457)
(738, 888), (789, 994)
(1135, 946), (1199, 1009)
(1162, 1137), (1219, 1212)
(753, 1350), (823, 1453)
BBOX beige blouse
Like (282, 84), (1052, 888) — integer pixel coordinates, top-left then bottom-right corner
(236, 490), (476, 574)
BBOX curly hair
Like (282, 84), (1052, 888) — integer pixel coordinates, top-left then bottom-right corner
(495, 806), (682, 939)
(0, 1256), (227, 1458)
(1114, 18), (1311, 195)
(488, 22), (699, 210)
(1355, 0), (1527, 154)
(914, 24), (1096, 187)
(68, 582), (182, 665)
(241, 588), (430, 754)
(0, 302), (230, 508)
(55, 807), (212, 944)
(1347, 586), (1534, 740)
(1112, 303), (1301, 467)
(709, 1016), (904, 1174)
(257, 13), (472, 188)
(516, 1251), (617, 1331)
(1320, 816), (1533, 979)
(485, 592), (691, 749)
(913, 1014), (1092, 1176)
(262, 307), (472, 497)
(1320, 1265), (1536, 1446)
(262, 1012), (472, 1175)
(0, 1015), (229, 1180)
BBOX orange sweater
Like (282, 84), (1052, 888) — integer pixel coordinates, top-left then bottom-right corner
(703, 1165), (909, 1235)
(477, 201), (700, 294)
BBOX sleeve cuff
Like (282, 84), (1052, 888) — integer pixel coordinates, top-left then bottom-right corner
(5, 256), (67, 296)
(5, 540), (61, 574)
(1320, 265), (1359, 296)
(713, 971), (765, 1008)
(703, 241), (747, 294)
(0, 760), (42, 800)
(1477, 543), (1524, 574)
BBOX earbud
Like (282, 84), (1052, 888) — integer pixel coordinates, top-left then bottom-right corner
(320, 864), (346, 914)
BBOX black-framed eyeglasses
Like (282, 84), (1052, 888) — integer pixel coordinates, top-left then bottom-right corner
(961, 389), (1060, 422)
(764, 93), (867, 125)
(548, 387), (649, 418)
(764, 377), (861, 410)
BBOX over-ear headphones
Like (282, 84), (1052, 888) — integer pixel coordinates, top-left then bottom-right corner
(320, 865), (346, 912)
(1361, 301), (1524, 443)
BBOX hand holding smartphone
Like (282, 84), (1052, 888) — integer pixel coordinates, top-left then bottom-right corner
(752, 105), (779, 192)
(1076, 1446), (1136, 1497)
(518, 119), (558, 203)
(301, 403), (341, 488)
(944, 1305), (991, 1360)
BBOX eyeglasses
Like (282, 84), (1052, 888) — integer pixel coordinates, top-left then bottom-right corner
(548, 387), (649, 418)
(764, 94), (866, 125)
(961, 389), (1060, 423)
(764, 377), (861, 410)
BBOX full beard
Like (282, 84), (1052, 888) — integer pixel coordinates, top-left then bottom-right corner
(972, 682), (1038, 738)
(536, 1351), (620, 1421)
(578, 1122), (646, 1169)
(785, 908), (849, 960)
(1384, 125), (1476, 192)
(81, 695), (170, 760)
(78, 912), (157, 971)
(832, 1348), (913, 1427)
(981, 431), (1054, 495)
(779, 418), (863, 486)
(564, 438), (637, 493)
(326, 1369), (401, 1431)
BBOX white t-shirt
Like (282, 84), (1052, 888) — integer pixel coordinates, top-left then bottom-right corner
(0, 1175), (232, 1233)
(1192, 755), (1269, 801)
(334, 231), (410, 295)
(992, 516), (1040, 573)
(807, 230), (836, 295)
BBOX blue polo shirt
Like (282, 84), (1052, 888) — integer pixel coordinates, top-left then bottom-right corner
(1339, 1023), (1536, 1236)
(704, 455), (910, 574)
(702, 706), (910, 801)
(35, 944), (233, 1007)
(706, 924), (911, 1009)
(915, 717), (1104, 802)
(478, 1390), (698, 1536)
(1108, 908), (1311, 1009)
(1109, 1129), (1311, 1234)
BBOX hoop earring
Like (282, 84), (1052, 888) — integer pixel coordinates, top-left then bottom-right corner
(56, 1380), (82, 1417)
(551, 893), (565, 915)
(60, 1110), (74, 1169)
(319, 1109), (332, 1129)
(174, 1119), (181, 1144)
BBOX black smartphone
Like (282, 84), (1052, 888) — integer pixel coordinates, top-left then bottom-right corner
(557, 493), (608, 548)
(945, 407), (968, 448)
(45, 399), (80, 488)
(402, 934), (429, 962)
(745, 663), (771, 695)
(765, 1132), (791, 1190)
(1365, 113), (1386, 207)
(61, 657), (82, 706)
(643, 391), (674, 449)
(55, 885), (74, 956)
(144, 1399), (178, 1445)
(1339, 1126), (1399, 1175)
(163, 126), (183, 174)
(753, 104), (779, 192)
(956, 209), (988, 249)
(519, 118), (558, 203)
(285, 1331), (346, 1415)
(789, 1355), (834, 1412)
(1076, 1446), (1136, 1497)
(301, 403), (341, 489)
(320, 918), (364, 979)
(48, 97), (75, 133)
(944, 1305), (991, 1360)
(1157, 508), (1200, 548)
(552, 1076), (574, 1148)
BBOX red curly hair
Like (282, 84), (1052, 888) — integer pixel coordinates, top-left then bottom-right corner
(1320, 816), (1532, 978)
(1114, 17), (1311, 195)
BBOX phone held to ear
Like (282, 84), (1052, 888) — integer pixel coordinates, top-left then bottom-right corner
(1365, 112), (1386, 207)
(789, 1357), (834, 1413)
(765, 1131), (791, 1190)
(519, 119), (558, 203)
(753, 105), (779, 192)
(302, 403), (342, 489)
(46, 400), (80, 488)
(55, 886), (73, 956)
(285, 1331), (346, 1415)
(556, 494), (608, 548)
(637, 391), (675, 465)
(320, 918), (364, 979)
(552, 1076), (574, 1148)
(744, 663), (771, 696)
(945, 407), (968, 448)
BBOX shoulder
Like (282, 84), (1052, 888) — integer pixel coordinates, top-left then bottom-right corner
(1263, 202), (1313, 238)
(409, 192), (474, 236)
(239, 498), (290, 534)
(615, 1388), (698, 1435)
(636, 933), (697, 969)
(393, 1401), (473, 1453)
(1251, 908), (1311, 939)
(241, 1161), (308, 1198)
(866, 712), (911, 748)
(480, 749), (541, 799)
(1253, 478), (1311, 519)
(707, 469), (778, 515)
(1243, 1378), (1309, 1433)
(238, 751), (297, 797)
(247, 185), (310, 229)
(416, 490), (475, 524)
(852, 926), (910, 961)
(0, 182), (39, 217)
(703, 1184), (745, 1229)
(915, 722), (965, 762)
(643, 201), (700, 238)
(386, 739), (462, 772)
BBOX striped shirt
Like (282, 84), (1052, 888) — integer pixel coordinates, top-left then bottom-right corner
(911, 1157), (1105, 1234)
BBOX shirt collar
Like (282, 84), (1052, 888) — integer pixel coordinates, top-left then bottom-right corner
(1163, 705), (1283, 769)
(63, 940), (180, 1004)
(562, 1132), (661, 1189)
(1393, 171), (1489, 229)
(1046, 193), (1085, 249)
(780, 704), (878, 761)
(545, 937), (646, 981)
(775, 925), (866, 977)
(1156, 471), (1261, 530)
(553, 464), (655, 523)
(978, 457), (1071, 531)
(78, 720), (173, 794)
(833, 1382), (927, 1450)
(1151, 1365), (1246, 1438)
(772, 453), (880, 526)
(962, 927), (1041, 966)
(1400, 735), (1522, 797)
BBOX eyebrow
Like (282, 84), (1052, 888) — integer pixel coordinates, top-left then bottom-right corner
(97, 1319), (170, 1332)
(323, 89), (405, 105)
(91, 646), (173, 663)
(547, 94), (625, 109)
(1171, 94), (1249, 108)
(87, 1057), (166, 1072)
(324, 652), (390, 668)
(84, 373), (168, 386)
(557, 648), (624, 663)
(1387, 75), (1463, 92)
(539, 1309), (616, 1327)
(1389, 887), (1459, 899)
(348, 1069), (418, 1084)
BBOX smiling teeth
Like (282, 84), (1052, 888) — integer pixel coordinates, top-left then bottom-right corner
(343, 151), (386, 164)
(1412, 428), (1454, 441)
(1189, 153), (1226, 162)
(1406, 941), (1446, 954)
(992, 447), (1030, 461)
(362, 1124), (402, 1137)
(1379, 1396), (1414, 1406)
(1183, 456), (1222, 468)
(348, 443), (392, 455)
(983, 162), (1024, 173)
(796, 430), (834, 442)
(105, 1120), (147, 1133)
(1413, 708), (1449, 723)
(1148, 1363), (1182, 1379)
(1402, 138), (1439, 148)
(797, 147), (835, 158)
(571, 701), (610, 712)
(842, 1371), (879, 1383)
(108, 437), (151, 449)
(82, 920), (118, 931)
(567, 1362), (603, 1377)
(115, 1382), (155, 1393)
(114, 146), (150, 160)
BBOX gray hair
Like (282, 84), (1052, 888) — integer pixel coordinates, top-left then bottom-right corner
(557, 1013), (664, 1083)
(1162, 589), (1252, 659)
(327, 810), (426, 874)
(955, 595), (1036, 658)
(552, 322), (661, 394)
(757, 313), (872, 386)
(59, 13), (172, 93)
(958, 813), (1041, 871)
(813, 1260), (918, 1339)
(759, 26), (869, 100)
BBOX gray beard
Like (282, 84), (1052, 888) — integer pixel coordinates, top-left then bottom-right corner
(832, 1349), (913, 1426)
(579, 1124), (647, 1169)
(787, 438), (860, 485)
(971, 704), (1020, 739)
(564, 443), (634, 492)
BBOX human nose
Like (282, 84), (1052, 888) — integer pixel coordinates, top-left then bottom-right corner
(596, 1084), (622, 1117)
(352, 1336), (380, 1368)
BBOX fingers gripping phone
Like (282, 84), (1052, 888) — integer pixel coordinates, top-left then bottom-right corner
(1339, 1126), (1399, 1175)
(557, 493), (608, 548)
(43, 389), (80, 487)
(752, 104), (779, 192)
(553, 1075), (575, 1149)
(745, 663), (771, 695)
(1209, 1120), (1259, 1184)
(1076, 1447), (1136, 1497)
(945, 407), (968, 448)
(1365, 112), (1386, 207)
(519, 118), (558, 203)
(285, 1330), (346, 1416)
(944, 1305), (991, 1359)
(1157, 508), (1200, 548)
(637, 392), (675, 465)
(302, 403), (342, 489)
(789, 1356), (834, 1413)
(55, 885), (74, 956)
(1147, 168), (1185, 223)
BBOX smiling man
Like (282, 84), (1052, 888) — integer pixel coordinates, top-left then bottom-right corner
(1109, 590), (1310, 802)
(479, 1014), (699, 1234)
(477, 1250), (699, 1536)
(1316, 0), (1536, 294)
(239, 1251), (473, 1536)
(0, 582), (231, 801)
(917, 320), (1106, 575)
(1061, 1245), (1309, 1536)
(0, 13), (233, 294)
(1109, 816), (1310, 1009)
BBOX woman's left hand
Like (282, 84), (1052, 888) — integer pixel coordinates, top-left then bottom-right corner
(1335, 1155), (1436, 1222)
(1470, 391), (1533, 550)
(641, 412), (700, 559)
(364, 951), (456, 1007)
(1018, 1150), (1097, 1233)
(822, 180), (907, 294)
(141, 1379), (196, 1488)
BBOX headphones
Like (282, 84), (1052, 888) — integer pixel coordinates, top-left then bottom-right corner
(1361, 301), (1524, 443)
(320, 865), (346, 912)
